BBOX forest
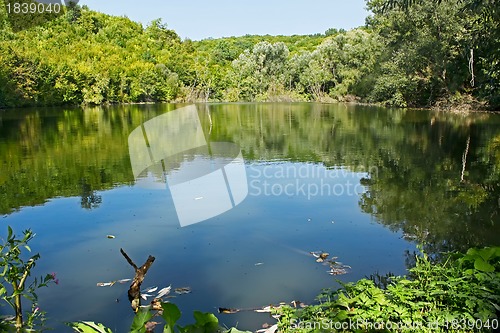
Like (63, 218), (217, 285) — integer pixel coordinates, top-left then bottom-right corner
(0, 0), (499, 110)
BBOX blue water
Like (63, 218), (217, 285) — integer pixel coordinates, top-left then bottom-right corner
(3, 162), (414, 331)
(3, 103), (497, 331)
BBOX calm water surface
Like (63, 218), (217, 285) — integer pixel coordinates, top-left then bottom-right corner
(1, 103), (499, 331)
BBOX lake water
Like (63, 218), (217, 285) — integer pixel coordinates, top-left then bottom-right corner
(1, 103), (499, 331)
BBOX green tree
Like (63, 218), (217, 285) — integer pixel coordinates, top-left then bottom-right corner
(230, 41), (290, 100)
(366, 0), (500, 109)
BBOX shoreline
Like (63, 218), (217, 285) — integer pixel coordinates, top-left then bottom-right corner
(1, 99), (499, 114)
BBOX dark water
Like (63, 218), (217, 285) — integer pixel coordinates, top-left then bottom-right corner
(0, 103), (499, 331)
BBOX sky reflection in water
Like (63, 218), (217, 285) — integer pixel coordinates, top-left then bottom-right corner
(2, 103), (498, 330)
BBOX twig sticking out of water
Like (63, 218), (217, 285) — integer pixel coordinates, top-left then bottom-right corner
(120, 248), (155, 312)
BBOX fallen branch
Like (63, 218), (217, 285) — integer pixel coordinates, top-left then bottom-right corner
(218, 300), (306, 314)
(120, 248), (155, 311)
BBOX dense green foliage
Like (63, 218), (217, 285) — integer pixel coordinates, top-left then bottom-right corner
(275, 246), (500, 332)
(0, 1), (498, 109)
(0, 3), (186, 107)
(366, 0), (500, 108)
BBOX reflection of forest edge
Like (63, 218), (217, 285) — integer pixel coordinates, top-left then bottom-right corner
(0, 103), (499, 254)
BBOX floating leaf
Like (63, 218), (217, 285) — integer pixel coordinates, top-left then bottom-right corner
(254, 305), (273, 313)
(290, 300), (306, 308)
(310, 251), (320, 258)
(310, 251), (330, 262)
(311, 251), (350, 275)
(97, 278), (131, 287)
(256, 324), (278, 333)
(218, 307), (240, 314)
(156, 286), (172, 298)
(174, 287), (191, 294)
(141, 286), (158, 293)
(141, 293), (154, 300)
(219, 302), (290, 315)
(328, 267), (348, 275)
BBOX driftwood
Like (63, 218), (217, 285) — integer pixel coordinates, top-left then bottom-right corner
(120, 248), (155, 311)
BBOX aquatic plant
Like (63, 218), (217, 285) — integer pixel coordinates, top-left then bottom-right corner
(0, 227), (56, 332)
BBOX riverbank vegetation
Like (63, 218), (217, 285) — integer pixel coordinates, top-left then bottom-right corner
(0, 0), (498, 110)
(274, 245), (500, 332)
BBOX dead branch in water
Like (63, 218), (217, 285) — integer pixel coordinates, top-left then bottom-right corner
(120, 248), (155, 311)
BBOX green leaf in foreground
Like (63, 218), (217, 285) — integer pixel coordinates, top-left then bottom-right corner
(161, 302), (181, 333)
(226, 328), (253, 333)
(178, 311), (220, 333)
(130, 306), (154, 333)
(67, 321), (113, 333)
(192, 311), (218, 326)
(474, 257), (495, 272)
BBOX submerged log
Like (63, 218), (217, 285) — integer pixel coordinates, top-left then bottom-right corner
(120, 248), (155, 311)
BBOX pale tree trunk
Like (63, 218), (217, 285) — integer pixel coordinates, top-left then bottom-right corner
(461, 135), (471, 182)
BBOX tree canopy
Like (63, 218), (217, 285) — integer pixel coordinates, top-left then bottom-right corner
(0, 1), (498, 109)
